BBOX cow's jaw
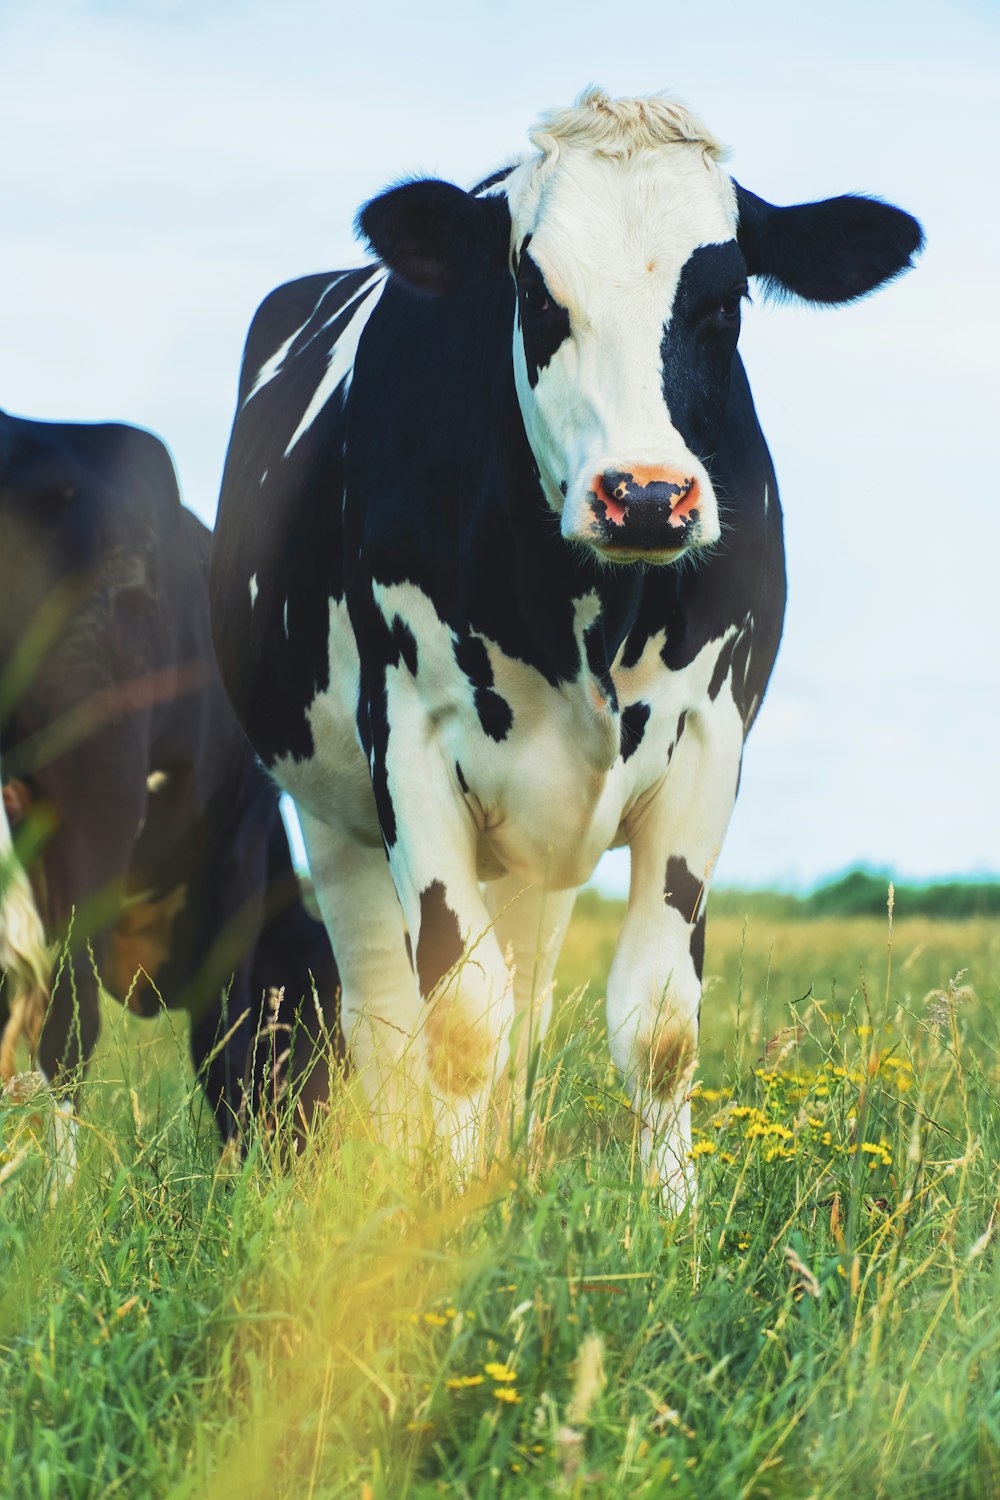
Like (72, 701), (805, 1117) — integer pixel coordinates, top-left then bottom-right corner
(507, 144), (737, 565)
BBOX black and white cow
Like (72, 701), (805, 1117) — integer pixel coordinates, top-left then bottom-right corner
(211, 90), (921, 1203)
(0, 409), (340, 1145)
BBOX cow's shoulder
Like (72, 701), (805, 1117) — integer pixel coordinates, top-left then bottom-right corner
(237, 267), (381, 408)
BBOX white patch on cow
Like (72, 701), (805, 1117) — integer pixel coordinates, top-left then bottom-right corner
(283, 272), (387, 458)
(248, 573), (259, 608)
(270, 594), (370, 835)
(503, 90), (738, 559)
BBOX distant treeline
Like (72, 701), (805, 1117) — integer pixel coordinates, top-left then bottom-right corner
(575, 870), (1000, 923)
(712, 870), (1000, 921)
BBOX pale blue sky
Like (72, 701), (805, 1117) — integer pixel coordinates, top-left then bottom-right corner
(1, 0), (997, 890)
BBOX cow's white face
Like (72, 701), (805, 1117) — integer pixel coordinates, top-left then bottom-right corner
(504, 143), (740, 565)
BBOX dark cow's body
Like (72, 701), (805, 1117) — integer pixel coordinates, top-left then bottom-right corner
(0, 409), (340, 1138)
(211, 91), (920, 1200)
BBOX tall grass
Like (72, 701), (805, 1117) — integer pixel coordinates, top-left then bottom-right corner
(1, 904), (999, 1498)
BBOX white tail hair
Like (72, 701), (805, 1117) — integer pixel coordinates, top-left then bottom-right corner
(0, 754), (51, 1079)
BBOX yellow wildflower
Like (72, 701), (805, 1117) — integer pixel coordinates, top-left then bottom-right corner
(445, 1375), (484, 1389)
(485, 1361), (517, 1382)
(689, 1141), (716, 1159)
(494, 1387), (521, 1404)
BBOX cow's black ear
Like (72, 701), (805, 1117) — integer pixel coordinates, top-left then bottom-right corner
(356, 178), (510, 295)
(734, 183), (924, 305)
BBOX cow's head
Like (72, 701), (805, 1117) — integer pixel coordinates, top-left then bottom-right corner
(358, 89), (922, 566)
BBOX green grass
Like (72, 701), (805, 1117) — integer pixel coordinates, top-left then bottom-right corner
(2, 902), (1000, 1499)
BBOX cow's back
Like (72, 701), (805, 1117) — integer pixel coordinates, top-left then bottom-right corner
(212, 269), (385, 769)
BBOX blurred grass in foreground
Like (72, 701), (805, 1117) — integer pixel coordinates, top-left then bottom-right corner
(0, 895), (998, 1499)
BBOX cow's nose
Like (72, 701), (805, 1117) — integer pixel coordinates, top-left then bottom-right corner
(594, 467), (701, 529)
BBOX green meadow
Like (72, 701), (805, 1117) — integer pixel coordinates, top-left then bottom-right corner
(2, 888), (999, 1499)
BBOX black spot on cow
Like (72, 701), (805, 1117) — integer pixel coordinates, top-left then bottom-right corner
(708, 632), (736, 702)
(664, 856), (704, 925)
(690, 909), (707, 983)
(455, 761), (469, 793)
(517, 251), (572, 390)
(620, 701), (650, 762)
(676, 710), (688, 743)
(391, 614), (418, 677)
(363, 678), (397, 848)
(730, 624), (754, 721)
(583, 616), (619, 712)
(453, 634), (513, 741)
(404, 928), (413, 971)
(415, 880), (464, 999)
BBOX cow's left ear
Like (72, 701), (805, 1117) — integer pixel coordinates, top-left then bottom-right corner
(734, 183), (924, 305)
(356, 178), (510, 295)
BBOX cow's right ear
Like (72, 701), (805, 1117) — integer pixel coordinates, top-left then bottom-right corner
(356, 179), (509, 295)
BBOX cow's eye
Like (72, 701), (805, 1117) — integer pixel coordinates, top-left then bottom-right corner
(715, 284), (749, 321)
(521, 282), (551, 315)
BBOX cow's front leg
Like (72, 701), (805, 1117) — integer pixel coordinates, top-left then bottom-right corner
(297, 808), (427, 1147)
(608, 704), (743, 1211)
(387, 798), (514, 1165)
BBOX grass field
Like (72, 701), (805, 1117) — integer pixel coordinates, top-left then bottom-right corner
(2, 892), (999, 1498)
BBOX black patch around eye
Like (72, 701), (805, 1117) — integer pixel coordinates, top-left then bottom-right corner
(517, 252), (570, 389)
(660, 240), (746, 457)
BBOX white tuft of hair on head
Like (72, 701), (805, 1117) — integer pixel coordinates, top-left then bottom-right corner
(528, 86), (730, 170)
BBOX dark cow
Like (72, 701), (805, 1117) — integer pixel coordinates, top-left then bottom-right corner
(210, 89), (921, 1204)
(0, 408), (340, 1155)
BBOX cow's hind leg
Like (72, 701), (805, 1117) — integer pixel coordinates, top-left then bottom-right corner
(297, 808), (427, 1147)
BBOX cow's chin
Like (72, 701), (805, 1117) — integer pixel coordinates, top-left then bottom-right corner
(588, 540), (692, 567)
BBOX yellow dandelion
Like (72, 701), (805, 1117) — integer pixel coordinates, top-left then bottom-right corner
(494, 1387), (521, 1404)
(720, 1151), (737, 1163)
(445, 1375), (485, 1389)
(485, 1361), (517, 1382)
(422, 1312), (450, 1326)
(689, 1141), (716, 1159)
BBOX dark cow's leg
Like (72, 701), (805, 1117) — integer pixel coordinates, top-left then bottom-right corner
(608, 699), (743, 1210)
(187, 969), (257, 1143)
(18, 735), (150, 1188)
(244, 814), (343, 1132)
(181, 801), (271, 1141)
